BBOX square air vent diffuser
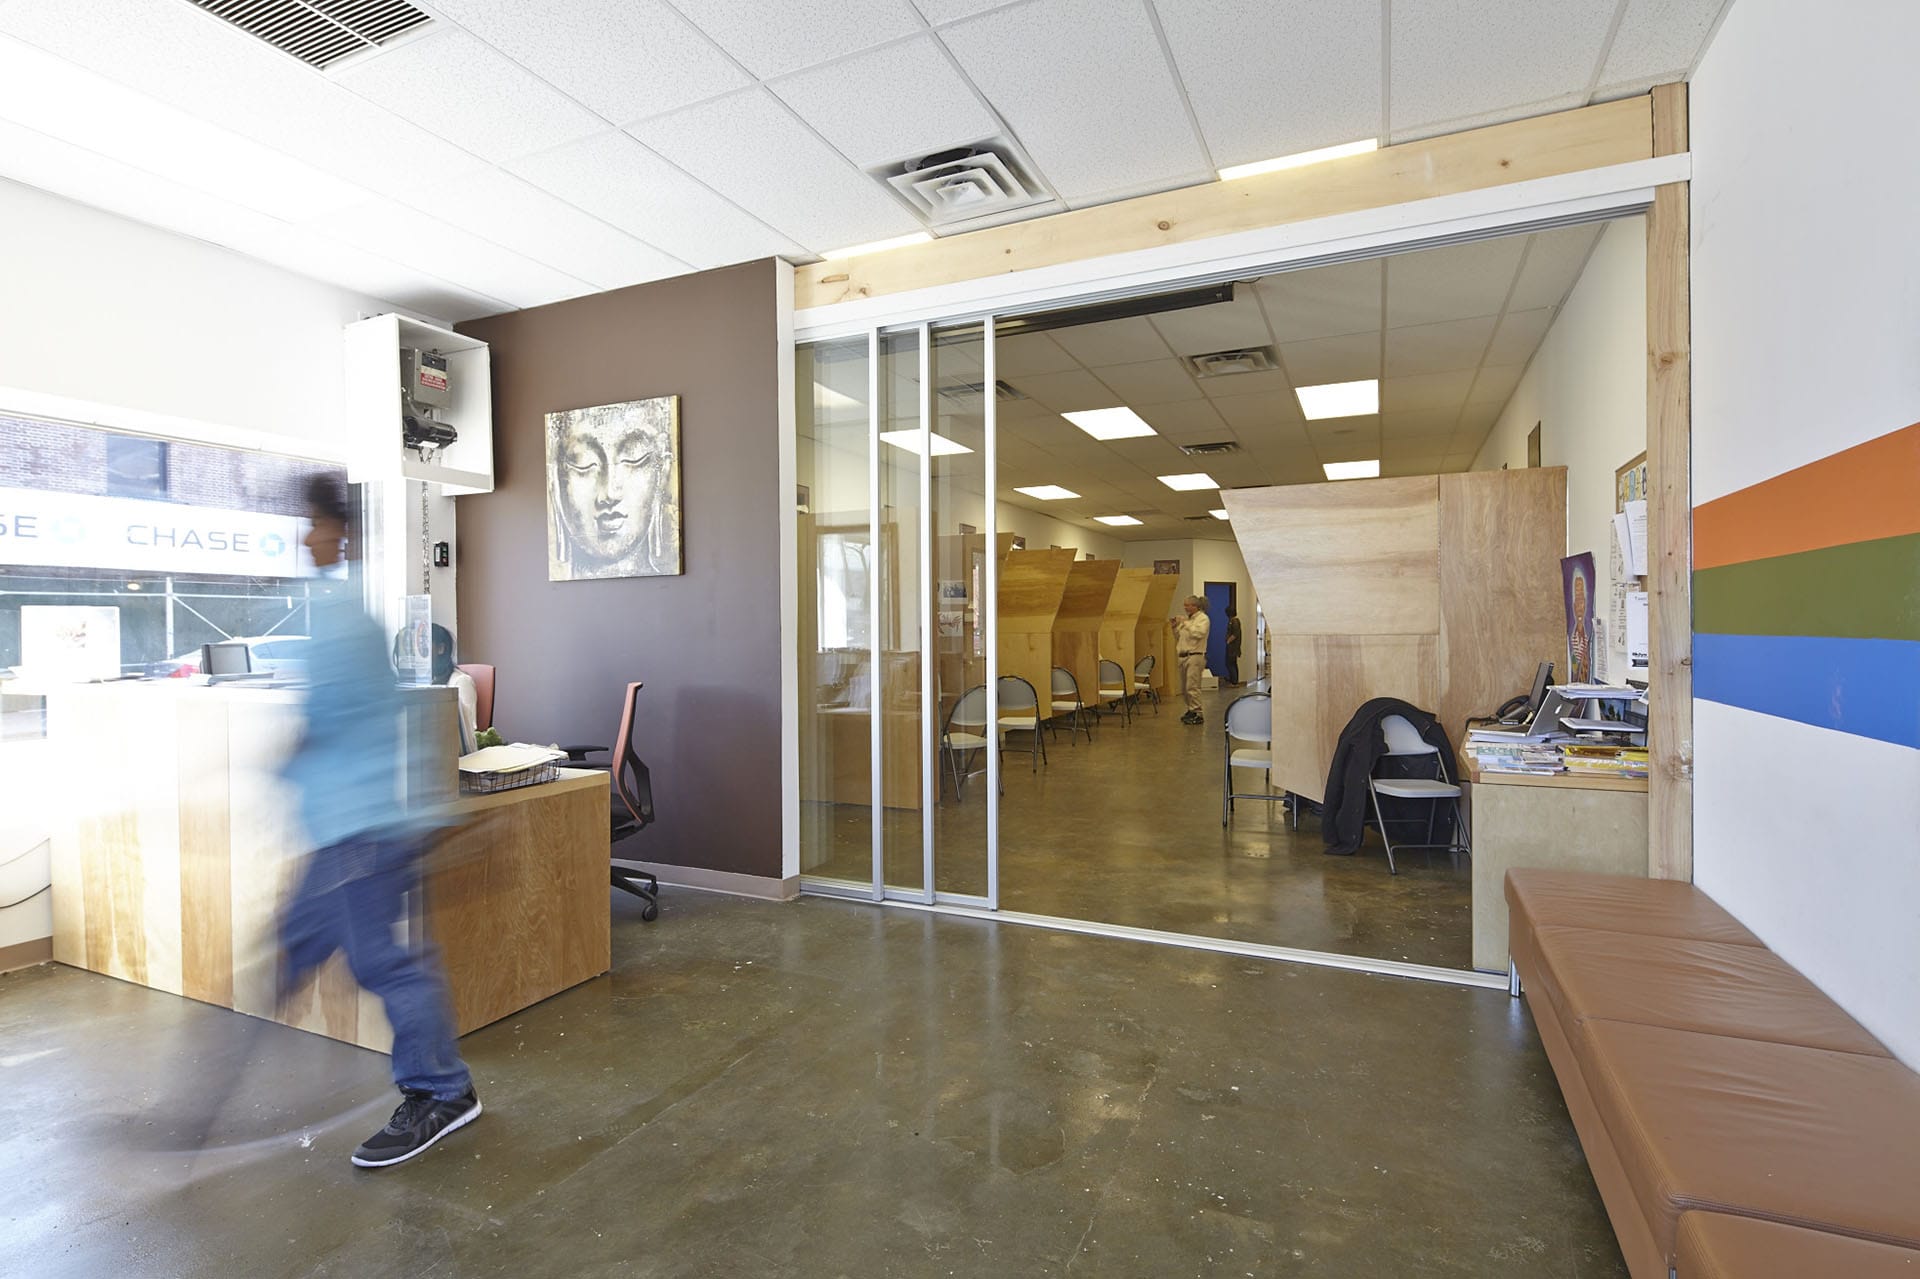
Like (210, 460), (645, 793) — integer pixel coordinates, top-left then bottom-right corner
(1179, 441), (1242, 456)
(870, 138), (1057, 233)
(1183, 347), (1279, 379)
(187, 0), (432, 70)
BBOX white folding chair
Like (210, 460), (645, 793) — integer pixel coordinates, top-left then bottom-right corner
(1096, 659), (1131, 727)
(1132, 655), (1159, 714)
(996, 676), (1048, 772)
(1048, 666), (1092, 745)
(940, 685), (990, 798)
(1222, 692), (1289, 826)
(1366, 714), (1470, 874)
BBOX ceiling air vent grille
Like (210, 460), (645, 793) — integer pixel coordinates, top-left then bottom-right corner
(1179, 441), (1242, 456)
(937, 378), (1027, 402)
(1183, 347), (1279, 379)
(188, 0), (433, 70)
(871, 138), (1055, 232)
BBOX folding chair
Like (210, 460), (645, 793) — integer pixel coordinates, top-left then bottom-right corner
(940, 685), (991, 798)
(1096, 659), (1132, 727)
(997, 675), (1048, 772)
(1222, 692), (1288, 826)
(1132, 655), (1159, 714)
(1366, 714), (1470, 874)
(1048, 666), (1092, 745)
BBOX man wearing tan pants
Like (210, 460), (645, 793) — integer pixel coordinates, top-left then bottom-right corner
(1171, 594), (1211, 725)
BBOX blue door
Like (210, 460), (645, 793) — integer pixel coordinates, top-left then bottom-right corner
(1203, 582), (1233, 676)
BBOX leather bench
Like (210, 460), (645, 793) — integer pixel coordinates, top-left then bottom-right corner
(1506, 868), (1920, 1278)
(1677, 1212), (1920, 1277)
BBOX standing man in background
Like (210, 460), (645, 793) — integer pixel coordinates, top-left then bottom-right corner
(1171, 594), (1211, 725)
(1223, 607), (1243, 687)
(281, 474), (481, 1169)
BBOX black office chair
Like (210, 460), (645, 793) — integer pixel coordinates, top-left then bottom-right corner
(563, 681), (660, 921)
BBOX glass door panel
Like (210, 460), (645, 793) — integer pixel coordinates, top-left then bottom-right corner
(877, 328), (926, 896)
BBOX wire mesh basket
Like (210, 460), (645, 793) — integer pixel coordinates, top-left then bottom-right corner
(460, 761), (559, 794)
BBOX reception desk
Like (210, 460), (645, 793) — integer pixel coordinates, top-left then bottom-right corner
(44, 681), (610, 1052)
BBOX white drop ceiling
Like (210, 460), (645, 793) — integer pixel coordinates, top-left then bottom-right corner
(0, 0), (1729, 322)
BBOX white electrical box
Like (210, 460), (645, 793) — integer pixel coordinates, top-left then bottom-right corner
(344, 313), (493, 494)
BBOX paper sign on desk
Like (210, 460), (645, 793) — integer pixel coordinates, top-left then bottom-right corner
(1624, 500), (1649, 576)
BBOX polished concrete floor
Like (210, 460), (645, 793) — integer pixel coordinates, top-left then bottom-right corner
(805, 684), (1476, 969)
(0, 890), (1621, 1277)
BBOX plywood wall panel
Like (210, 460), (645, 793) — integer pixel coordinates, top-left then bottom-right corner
(1226, 477), (1441, 635)
(1271, 634), (1440, 802)
(1053, 559), (1120, 706)
(1100, 568), (1154, 693)
(1136, 574), (1181, 695)
(999, 548), (1077, 704)
(1438, 468), (1569, 748)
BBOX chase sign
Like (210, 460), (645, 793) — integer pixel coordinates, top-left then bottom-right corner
(0, 486), (309, 577)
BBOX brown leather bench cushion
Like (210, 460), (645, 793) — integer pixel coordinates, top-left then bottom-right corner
(1533, 924), (1890, 1057)
(1506, 868), (1762, 946)
(1583, 1019), (1920, 1255)
(1678, 1211), (1920, 1278)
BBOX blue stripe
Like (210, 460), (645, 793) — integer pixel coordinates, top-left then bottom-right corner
(1694, 633), (1920, 748)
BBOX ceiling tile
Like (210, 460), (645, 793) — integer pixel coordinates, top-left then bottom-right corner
(668, 0), (924, 79)
(771, 35), (999, 168)
(1005, 369), (1124, 413)
(1382, 370), (1475, 415)
(314, 198), (598, 309)
(1147, 290), (1273, 356)
(1384, 235), (1527, 326)
(1467, 364), (1527, 407)
(630, 88), (921, 249)
(996, 332), (1081, 376)
(1598, 0), (1728, 91)
(939, 0), (1213, 204)
(1389, 0), (1617, 135)
(1280, 331), (1381, 386)
(1133, 400), (1230, 441)
(1508, 223), (1604, 311)
(394, 170), (691, 290)
(1155, 0), (1383, 169)
(425, 0), (752, 123)
(1052, 316), (1173, 366)
(1198, 366), (1296, 400)
(1484, 307), (1557, 365)
(0, 0), (488, 198)
(1254, 258), (1382, 341)
(509, 132), (805, 269)
(1213, 392), (1308, 437)
(1094, 359), (1203, 405)
(912, 0), (1022, 22)
(333, 28), (604, 164)
(1384, 315), (1497, 377)
(1383, 410), (1461, 440)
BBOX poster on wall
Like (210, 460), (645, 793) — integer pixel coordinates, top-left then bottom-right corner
(1153, 559), (1181, 575)
(545, 396), (682, 581)
(1561, 552), (1598, 684)
(20, 605), (120, 682)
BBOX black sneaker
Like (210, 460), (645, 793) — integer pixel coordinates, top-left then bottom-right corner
(351, 1087), (482, 1168)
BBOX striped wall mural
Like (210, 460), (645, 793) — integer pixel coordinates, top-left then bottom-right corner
(1693, 421), (1920, 749)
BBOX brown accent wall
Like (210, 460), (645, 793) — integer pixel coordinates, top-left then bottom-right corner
(457, 260), (782, 880)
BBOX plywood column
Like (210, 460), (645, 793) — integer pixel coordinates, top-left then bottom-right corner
(1100, 569), (1154, 698)
(1053, 558), (1119, 710)
(1135, 573), (1180, 698)
(997, 548), (1076, 710)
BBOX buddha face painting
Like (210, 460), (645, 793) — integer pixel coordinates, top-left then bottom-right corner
(545, 397), (682, 581)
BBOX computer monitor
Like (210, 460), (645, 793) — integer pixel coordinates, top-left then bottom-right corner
(202, 641), (252, 677)
(1523, 660), (1553, 716)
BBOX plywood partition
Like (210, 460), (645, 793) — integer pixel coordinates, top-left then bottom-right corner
(1437, 469), (1569, 744)
(1227, 469), (1565, 804)
(1135, 573), (1181, 697)
(997, 548), (1076, 710)
(1053, 558), (1120, 709)
(1101, 568), (1154, 695)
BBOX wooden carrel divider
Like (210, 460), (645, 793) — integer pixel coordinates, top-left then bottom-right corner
(1135, 573), (1181, 698)
(1100, 568), (1154, 696)
(1052, 558), (1120, 710)
(997, 548), (1077, 716)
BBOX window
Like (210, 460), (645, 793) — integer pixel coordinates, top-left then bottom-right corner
(105, 436), (168, 497)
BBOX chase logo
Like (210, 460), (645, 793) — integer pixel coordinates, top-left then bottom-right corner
(260, 533), (287, 557)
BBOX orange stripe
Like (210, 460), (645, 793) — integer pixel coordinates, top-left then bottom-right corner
(1694, 421), (1920, 570)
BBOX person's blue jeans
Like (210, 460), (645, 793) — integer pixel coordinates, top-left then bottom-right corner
(281, 829), (471, 1100)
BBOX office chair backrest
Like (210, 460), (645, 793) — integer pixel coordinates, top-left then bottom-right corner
(997, 676), (1039, 714)
(1099, 659), (1125, 687)
(614, 681), (655, 830)
(457, 663), (495, 731)
(1050, 666), (1077, 698)
(948, 684), (989, 732)
(1225, 692), (1272, 744)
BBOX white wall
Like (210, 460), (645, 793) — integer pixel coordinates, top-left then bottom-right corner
(1688, 0), (1920, 1065)
(1474, 217), (1647, 674)
(0, 179), (458, 962)
(1119, 536), (1259, 667)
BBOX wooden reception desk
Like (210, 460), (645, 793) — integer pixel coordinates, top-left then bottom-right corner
(44, 681), (610, 1052)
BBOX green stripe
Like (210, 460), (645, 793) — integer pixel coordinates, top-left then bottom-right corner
(1692, 532), (1920, 640)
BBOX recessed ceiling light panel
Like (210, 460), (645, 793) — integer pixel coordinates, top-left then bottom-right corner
(1014, 484), (1079, 500)
(1064, 407), (1156, 440)
(1157, 472), (1218, 491)
(1093, 515), (1143, 526)
(1323, 460), (1381, 481)
(1295, 379), (1379, 420)
(1219, 139), (1378, 182)
(879, 429), (972, 456)
(820, 232), (933, 261)
(1209, 508), (1230, 520)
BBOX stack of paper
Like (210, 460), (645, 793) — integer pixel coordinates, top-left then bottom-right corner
(1467, 726), (1566, 775)
(1561, 743), (1650, 779)
(458, 744), (564, 775)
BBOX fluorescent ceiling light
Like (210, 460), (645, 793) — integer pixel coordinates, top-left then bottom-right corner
(1295, 379), (1379, 420)
(1219, 138), (1379, 182)
(1093, 515), (1143, 527)
(1063, 407), (1157, 440)
(1323, 460), (1381, 481)
(1209, 508), (1230, 520)
(1014, 484), (1080, 501)
(819, 232), (933, 260)
(879, 429), (972, 456)
(1157, 472), (1218, 492)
